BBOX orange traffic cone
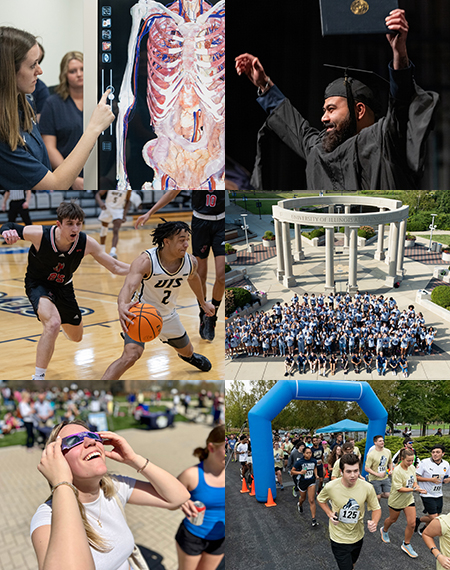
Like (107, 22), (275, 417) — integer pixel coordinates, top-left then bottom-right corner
(265, 488), (276, 507)
(240, 478), (249, 493)
(249, 476), (256, 496)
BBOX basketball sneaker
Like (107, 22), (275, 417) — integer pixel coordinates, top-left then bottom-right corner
(178, 352), (212, 371)
(202, 314), (217, 341)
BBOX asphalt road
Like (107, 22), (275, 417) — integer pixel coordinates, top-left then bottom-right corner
(226, 459), (450, 570)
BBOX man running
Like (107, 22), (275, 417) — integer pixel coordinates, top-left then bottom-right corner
(1, 201), (129, 380)
(311, 435), (325, 493)
(318, 454), (381, 570)
(291, 446), (319, 527)
(101, 220), (214, 379)
(135, 190), (224, 341)
(415, 444), (450, 536)
(365, 435), (393, 500)
(95, 189), (131, 259)
(236, 435), (249, 482)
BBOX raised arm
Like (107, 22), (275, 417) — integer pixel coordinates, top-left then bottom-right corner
(235, 53), (274, 94)
(32, 91), (114, 191)
(85, 235), (129, 275)
(134, 190), (181, 229)
(385, 9), (409, 70)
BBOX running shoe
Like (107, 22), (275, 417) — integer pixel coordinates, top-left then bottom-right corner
(178, 352), (212, 372)
(401, 542), (418, 558)
(297, 503), (303, 514)
(292, 486), (298, 497)
(280, 485), (284, 490)
(311, 519), (320, 527)
(202, 314), (217, 341)
(418, 525), (426, 537)
(380, 527), (390, 544)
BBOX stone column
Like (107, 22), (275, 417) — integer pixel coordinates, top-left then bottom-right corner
(348, 227), (358, 293)
(325, 226), (335, 293)
(328, 205), (335, 214)
(386, 222), (399, 287)
(385, 222), (394, 266)
(344, 205), (351, 249)
(396, 218), (407, 279)
(374, 207), (387, 261)
(274, 218), (284, 281)
(282, 221), (296, 287)
(294, 222), (304, 261)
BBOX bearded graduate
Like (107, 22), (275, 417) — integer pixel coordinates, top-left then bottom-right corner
(235, 9), (438, 191)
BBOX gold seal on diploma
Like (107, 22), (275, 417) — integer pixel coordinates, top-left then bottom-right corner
(350, 1), (369, 15)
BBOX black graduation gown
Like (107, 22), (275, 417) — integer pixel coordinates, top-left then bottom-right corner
(251, 69), (439, 191)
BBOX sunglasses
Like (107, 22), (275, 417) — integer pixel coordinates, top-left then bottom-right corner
(61, 431), (103, 451)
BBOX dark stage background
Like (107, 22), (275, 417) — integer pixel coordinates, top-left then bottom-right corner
(225, 1), (450, 191)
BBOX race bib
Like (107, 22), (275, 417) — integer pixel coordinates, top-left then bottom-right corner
(305, 469), (314, 479)
(338, 498), (360, 524)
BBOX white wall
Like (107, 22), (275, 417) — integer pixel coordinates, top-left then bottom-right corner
(0, 0), (83, 87)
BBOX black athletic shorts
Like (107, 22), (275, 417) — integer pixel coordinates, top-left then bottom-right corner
(191, 216), (225, 259)
(25, 280), (82, 326)
(389, 502), (415, 512)
(330, 538), (364, 570)
(297, 477), (316, 492)
(421, 496), (443, 515)
(175, 522), (225, 556)
(317, 464), (324, 478)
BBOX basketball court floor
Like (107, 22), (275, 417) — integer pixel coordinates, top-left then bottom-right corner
(0, 213), (224, 380)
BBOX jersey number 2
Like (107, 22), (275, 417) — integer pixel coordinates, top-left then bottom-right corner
(161, 290), (172, 304)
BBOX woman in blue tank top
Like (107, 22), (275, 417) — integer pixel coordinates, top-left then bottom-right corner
(175, 426), (225, 570)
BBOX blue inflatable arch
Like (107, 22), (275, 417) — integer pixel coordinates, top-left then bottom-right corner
(248, 381), (387, 502)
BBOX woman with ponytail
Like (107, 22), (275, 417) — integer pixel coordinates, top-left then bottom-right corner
(30, 419), (189, 570)
(174, 425), (225, 570)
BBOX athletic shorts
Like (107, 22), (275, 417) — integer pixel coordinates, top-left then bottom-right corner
(298, 478), (316, 492)
(370, 478), (391, 495)
(175, 522), (224, 556)
(316, 464), (324, 478)
(275, 466), (282, 473)
(25, 280), (82, 326)
(191, 216), (225, 259)
(330, 538), (364, 570)
(124, 311), (188, 348)
(98, 206), (124, 224)
(389, 502), (414, 512)
(421, 495), (443, 515)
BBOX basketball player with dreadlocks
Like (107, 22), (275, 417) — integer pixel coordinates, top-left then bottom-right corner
(135, 190), (225, 341)
(101, 220), (215, 379)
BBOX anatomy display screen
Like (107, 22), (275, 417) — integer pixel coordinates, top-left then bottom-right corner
(97, 0), (224, 190)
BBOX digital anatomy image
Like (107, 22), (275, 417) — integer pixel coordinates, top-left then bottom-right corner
(116, 0), (225, 190)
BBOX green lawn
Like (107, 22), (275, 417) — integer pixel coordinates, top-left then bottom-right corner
(421, 234), (450, 247)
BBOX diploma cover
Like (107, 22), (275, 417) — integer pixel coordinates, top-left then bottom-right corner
(319, 0), (399, 36)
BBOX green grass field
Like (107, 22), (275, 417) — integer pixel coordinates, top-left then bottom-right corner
(421, 234), (450, 247)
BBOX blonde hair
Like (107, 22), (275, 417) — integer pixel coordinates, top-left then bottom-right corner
(193, 425), (225, 462)
(46, 420), (116, 553)
(55, 51), (83, 101)
(0, 27), (37, 151)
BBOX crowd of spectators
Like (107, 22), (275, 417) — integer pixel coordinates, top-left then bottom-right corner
(226, 291), (437, 377)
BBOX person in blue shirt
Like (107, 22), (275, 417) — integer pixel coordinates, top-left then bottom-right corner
(40, 52), (85, 191)
(377, 352), (387, 376)
(0, 27), (113, 190)
(297, 352), (307, 375)
(399, 356), (409, 378)
(388, 355), (399, 376)
(363, 351), (373, 374)
(291, 447), (319, 527)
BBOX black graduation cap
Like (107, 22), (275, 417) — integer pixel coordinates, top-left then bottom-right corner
(323, 64), (390, 120)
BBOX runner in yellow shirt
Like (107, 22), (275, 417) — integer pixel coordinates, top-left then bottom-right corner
(422, 512), (450, 569)
(318, 454), (381, 570)
(380, 449), (427, 559)
(365, 435), (393, 499)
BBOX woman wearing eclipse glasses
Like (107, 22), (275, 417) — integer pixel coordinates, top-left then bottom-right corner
(30, 419), (190, 570)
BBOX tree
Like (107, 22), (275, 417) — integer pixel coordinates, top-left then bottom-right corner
(402, 190), (436, 214)
(396, 381), (444, 436)
(438, 189), (450, 214)
(225, 380), (254, 429)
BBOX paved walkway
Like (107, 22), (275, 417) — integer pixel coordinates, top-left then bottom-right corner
(0, 423), (215, 570)
(225, 205), (450, 381)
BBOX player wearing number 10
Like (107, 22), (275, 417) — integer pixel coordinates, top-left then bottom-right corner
(101, 220), (215, 380)
(318, 454), (381, 570)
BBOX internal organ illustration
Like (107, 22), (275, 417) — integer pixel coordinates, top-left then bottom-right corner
(117, 0), (225, 190)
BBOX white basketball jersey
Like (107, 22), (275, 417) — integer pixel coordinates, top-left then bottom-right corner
(137, 248), (193, 318)
(105, 190), (128, 210)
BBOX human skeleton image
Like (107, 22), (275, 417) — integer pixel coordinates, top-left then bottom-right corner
(116, 0), (225, 190)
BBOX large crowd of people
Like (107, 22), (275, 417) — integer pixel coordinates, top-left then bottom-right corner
(227, 428), (450, 568)
(226, 291), (437, 377)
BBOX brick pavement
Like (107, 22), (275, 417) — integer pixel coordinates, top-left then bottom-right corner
(0, 423), (214, 570)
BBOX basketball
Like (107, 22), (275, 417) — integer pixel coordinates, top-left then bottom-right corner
(127, 303), (163, 343)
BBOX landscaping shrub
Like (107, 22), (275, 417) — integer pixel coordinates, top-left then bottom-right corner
(407, 214), (429, 232)
(355, 436), (450, 461)
(225, 264), (231, 273)
(310, 228), (326, 239)
(431, 285), (450, 310)
(225, 287), (253, 316)
(358, 226), (375, 239)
